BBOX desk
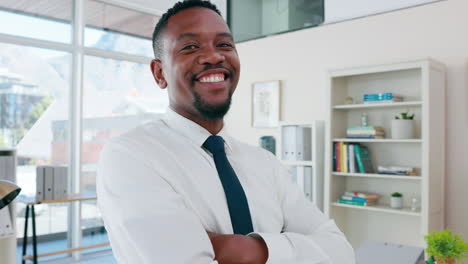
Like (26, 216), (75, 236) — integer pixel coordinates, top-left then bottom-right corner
(18, 194), (110, 264)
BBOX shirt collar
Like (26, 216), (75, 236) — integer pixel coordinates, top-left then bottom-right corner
(162, 107), (233, 151)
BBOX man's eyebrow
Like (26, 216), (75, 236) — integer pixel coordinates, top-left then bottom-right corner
(217, 32), (234, 41)
(176, 32), (234, 42)
(176, 33), (199, 41)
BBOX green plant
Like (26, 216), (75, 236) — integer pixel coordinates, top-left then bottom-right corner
(395, 111), (415, 120)
(425, 229), (468, 263)
(391, 192), (402, 197)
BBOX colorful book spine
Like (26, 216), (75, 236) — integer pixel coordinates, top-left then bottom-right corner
(341, 195), (368, 203)
(336, 143), (341, 172)
(360, 146), (374, 173)
(354, 145), (365, 173)
(344, 191), (380, 200)
(333, 143), (337, 172)
(342, 143), (348, 173)
(337, 199), (367, 206)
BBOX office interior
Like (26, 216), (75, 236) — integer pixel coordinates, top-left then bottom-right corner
(0, 0), (467, 263)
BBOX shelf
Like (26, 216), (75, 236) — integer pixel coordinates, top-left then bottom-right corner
(333, 138), (422, 143)
(332, 202), (421, 216)
(334, 101), (422, 110)
(281, 160), (314, 166)
(0, 233), (16, 240)
(332, 172), (421, 180)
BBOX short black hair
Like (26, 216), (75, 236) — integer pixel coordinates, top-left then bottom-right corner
(152, 0), (222, 60)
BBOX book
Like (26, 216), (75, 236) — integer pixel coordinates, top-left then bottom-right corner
(333, 142), (337, 171)
(354, 145), (373, 173)
(360, 146), (374, 173)
(354, 145), (365, 173)
(347, 126), (384, 131)
(347, 135), (385, 139)
(344, 191), (380, 200)
(335, 142), (341, 172)
(341, 195), (378, 203)
(341, 143), (348, 173)
(349, 144), (356, 173)
(337, 199), (371, 206)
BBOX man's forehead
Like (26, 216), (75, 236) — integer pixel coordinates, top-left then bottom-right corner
(164, 7), (230, 40)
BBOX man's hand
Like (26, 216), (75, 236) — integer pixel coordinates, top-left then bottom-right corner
(207, 232), (268, 264)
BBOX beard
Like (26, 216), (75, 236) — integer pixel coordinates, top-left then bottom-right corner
(192, 89), (233, 120)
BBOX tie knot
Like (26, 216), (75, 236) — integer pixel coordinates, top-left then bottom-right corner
(203, 135), (225, 154)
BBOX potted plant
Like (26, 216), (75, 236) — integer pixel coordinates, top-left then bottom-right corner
(391, 111), (415, 139)
(390, 192), (403, 209)
(425, 229), (468, 264)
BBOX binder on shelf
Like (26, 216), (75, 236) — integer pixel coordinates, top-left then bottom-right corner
(36, 166), (45, 201)
(296, 127), (312, 161)
(304, 166), (312, 199)
(290, 166), (313, 200)
(44, 166), (54, 200)
(53, 166), (68, 200)
(0, 207), (14, 237)
(282, 125), (296, 160)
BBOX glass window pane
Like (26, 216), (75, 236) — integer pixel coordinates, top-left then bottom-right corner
(85, 0), (158, 57)
(81, 55), (168, 250)
(0, 0), (72, 43)
(229, 0), (324, 42)
(0, 43), (71, 261)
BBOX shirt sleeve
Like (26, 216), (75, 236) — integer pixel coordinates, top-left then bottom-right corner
(97, 138), (218, 264)
(248, 154), (356, 264)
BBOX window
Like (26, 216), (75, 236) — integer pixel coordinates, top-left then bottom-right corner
(0, 0), (165, 261)
(229, 0), (324, 42)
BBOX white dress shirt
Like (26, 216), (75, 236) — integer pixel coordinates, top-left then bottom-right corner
(97, 108), (355, 264)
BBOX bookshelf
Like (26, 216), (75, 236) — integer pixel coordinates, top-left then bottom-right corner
(324, 59), (445, 248)
(277, 121), (324, 210)
(0, 148), (17, 264)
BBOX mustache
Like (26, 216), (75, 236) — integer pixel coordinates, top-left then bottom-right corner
(191, 64), (234, 81)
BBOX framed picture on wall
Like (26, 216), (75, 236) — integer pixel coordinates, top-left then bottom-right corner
(252, 80), (281, 127)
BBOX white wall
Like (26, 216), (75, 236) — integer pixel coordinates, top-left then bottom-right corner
(325, 0), (440, 23)
(226, 0), (468, 239)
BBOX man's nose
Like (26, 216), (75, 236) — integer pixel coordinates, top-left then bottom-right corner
(197, 47), (225, 65)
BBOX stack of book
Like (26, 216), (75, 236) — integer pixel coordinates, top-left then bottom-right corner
(363, 93), (403, 104)
(346, 126), (385, 139)
(377, 166), (416, 175)
(337, 191), (380, 206)
(334, 143), (374, 173)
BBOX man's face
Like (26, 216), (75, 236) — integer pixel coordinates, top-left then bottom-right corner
(151, 7), (240, 120)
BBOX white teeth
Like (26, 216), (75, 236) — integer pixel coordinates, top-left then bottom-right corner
(199, 74), (225, 83)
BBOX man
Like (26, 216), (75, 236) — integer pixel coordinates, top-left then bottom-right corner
(97, 1), (355, 263)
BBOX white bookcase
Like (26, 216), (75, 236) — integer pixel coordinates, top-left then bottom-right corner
(277, 121), (325, 210)
(324, 59), (445, 248)
(0, 148), (17, 264)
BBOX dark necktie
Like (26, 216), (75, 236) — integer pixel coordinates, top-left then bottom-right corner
(203, 135), (254, 235)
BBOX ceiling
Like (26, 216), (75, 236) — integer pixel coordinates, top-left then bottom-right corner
(0, 0), (227, 39)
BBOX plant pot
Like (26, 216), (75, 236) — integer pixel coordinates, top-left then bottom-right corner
(435, 257), (456, 264)
(390, 197), (403, 209)
(391, 119), (414, 139)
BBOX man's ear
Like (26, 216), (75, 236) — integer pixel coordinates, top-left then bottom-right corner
(150, 59), (167, 88)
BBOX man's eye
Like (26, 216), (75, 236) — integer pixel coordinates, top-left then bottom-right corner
(182, 45), (198, 50)
(218, 43), (233, 48)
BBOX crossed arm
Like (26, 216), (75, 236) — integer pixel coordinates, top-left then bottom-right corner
(207, 231), (268, 264)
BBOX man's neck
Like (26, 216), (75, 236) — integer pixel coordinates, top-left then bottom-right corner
(171, 106), (224, 135)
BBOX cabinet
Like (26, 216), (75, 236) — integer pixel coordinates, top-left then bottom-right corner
(278, 121), (325, 210)
(324, 59), (445, 247)
(0, 148), (17, 264)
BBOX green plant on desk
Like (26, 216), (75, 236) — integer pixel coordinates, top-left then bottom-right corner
(391, 192), (403, 197)
(425, 229), (468, 264)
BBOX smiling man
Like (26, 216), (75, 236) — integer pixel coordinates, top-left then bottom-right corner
(97, 1), (355, 264)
